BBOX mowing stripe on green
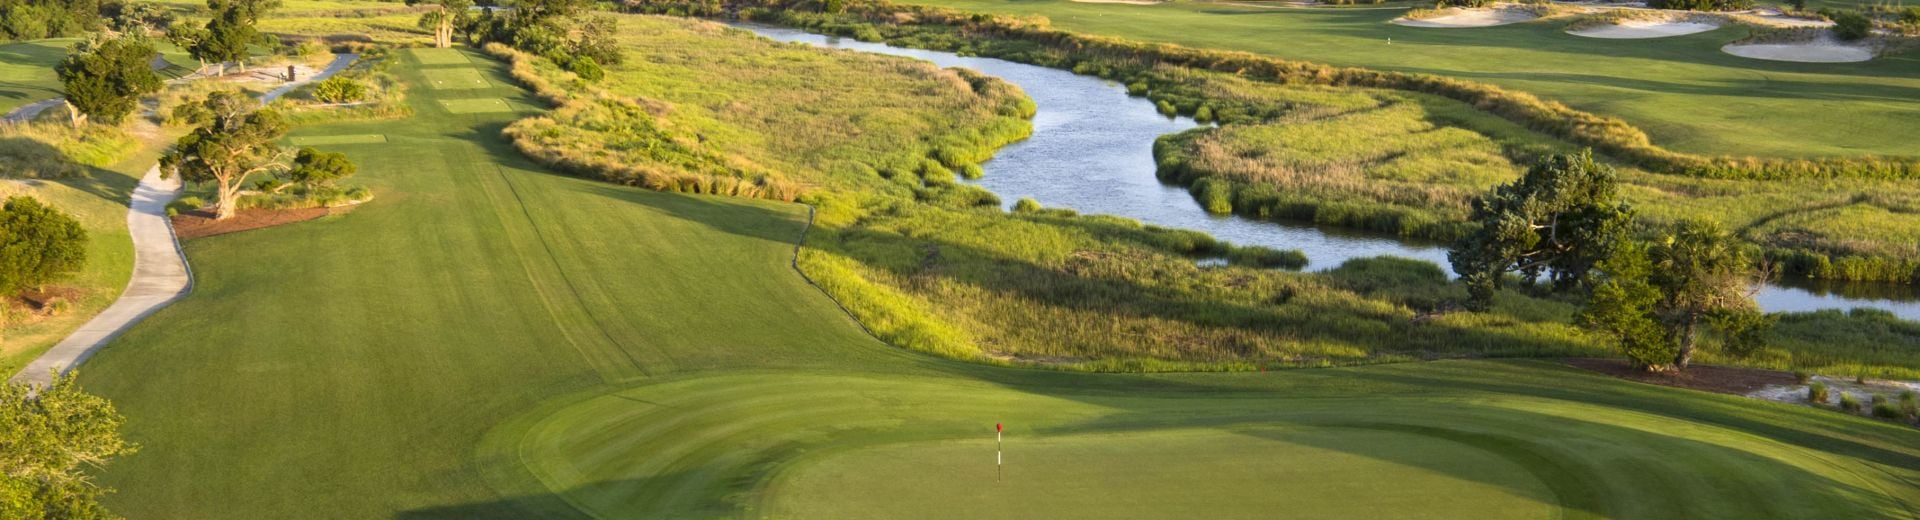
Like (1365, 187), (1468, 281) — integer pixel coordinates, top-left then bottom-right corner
(288, 134), (388, 146)
(420, 68), (491, 90)
(410, 48), (473, 66)
(438, 98), (514, 114)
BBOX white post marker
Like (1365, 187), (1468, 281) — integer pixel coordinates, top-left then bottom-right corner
(996, 422), (1004, 482)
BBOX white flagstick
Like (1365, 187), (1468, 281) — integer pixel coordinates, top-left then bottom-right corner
(996, 423), (1004, 482)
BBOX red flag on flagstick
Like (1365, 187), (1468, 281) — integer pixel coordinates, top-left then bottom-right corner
(996, 423), (1003, 433)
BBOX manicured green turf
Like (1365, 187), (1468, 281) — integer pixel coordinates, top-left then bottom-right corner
(411, 47), (475, 66)
(890, 0), (1920, 158)
(75, 47), (1920, 519)
(287, 133), (389, 145)
(438, 97), (514, 113)
(419, 67), (492, 89)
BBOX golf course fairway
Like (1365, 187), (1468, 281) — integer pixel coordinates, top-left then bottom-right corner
(69, 45), (1920, 519)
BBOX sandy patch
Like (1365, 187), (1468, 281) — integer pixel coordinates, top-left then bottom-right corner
(1749, 375), (1919, 415)
(1723, 35), (1873, 63)
(1569, 19), (1719, 39)
(1738, 9), (1834, 28)
(1393, 7), (1537, 28)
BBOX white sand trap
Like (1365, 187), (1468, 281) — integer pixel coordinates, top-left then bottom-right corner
(1723, 37), (1872, 63)
(1741, 9), (1834, 28)
(1569, 19), (1719, 39)
(1393, 8), (1537, 28)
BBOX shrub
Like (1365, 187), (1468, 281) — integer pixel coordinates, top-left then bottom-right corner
(1436, 0), (1491, 7)
(1870, 397), (1901, 419)
(286, 148), (358, 185)
(1808, 381), (1829, 404)
(1901, 391), (1919, 419)
(568, 56), (606, 82)
(1903, 7), (1920, 26)
(167, 196), (207, 217)
(1792, 369), (1810, 384)
(1840, 392), (1862, 413)
(312, 77), (369, 103)
(0, 196), (88, 295)
(1828, 10), (1873, 40)
(1012, 197), (1042, 213)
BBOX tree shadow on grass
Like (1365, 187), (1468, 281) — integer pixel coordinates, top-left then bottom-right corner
(0, 136), (141, 206)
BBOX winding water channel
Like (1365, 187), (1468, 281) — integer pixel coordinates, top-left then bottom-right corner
(739, 24), (1920, 320)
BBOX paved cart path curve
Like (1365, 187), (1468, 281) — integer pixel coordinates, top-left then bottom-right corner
(8, 53), (358, 386)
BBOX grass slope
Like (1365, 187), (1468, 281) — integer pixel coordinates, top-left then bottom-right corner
(890, 0), (1920, 158)
(0, 139), (152, 374)
(0, 38), (192, 114)
(76, 46), (1920, 519)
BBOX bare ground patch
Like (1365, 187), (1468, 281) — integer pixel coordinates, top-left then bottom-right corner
(1564, 357), (1794, 395)
(172, 206), (347, 239)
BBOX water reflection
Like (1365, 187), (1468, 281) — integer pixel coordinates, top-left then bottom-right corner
(736, 23), (1920, 320)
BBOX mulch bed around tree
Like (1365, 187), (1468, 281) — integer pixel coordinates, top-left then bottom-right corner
(1565, 358), (1796, 396)
(171, 207), (335, 239)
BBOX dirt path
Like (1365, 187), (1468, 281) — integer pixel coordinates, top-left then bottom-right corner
(8, 54), (361, 386)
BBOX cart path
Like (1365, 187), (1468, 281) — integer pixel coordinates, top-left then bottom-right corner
(8, 53), (359, 386)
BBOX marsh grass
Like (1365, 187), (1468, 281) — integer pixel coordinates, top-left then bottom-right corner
(493, 15), (1920, 375)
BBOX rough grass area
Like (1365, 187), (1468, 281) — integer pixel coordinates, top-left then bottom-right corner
(437, 97), (514, 113)
(72, 38), (1920, 520)
(1154, 80), (1920, 280)
(287, 134), (388, 146)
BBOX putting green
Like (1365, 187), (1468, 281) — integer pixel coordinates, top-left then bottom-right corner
(420, 67), (491, 89)
(288, 134), (388, 145)
(438, 98), (514, 113)
(482, 372), (1919, 520)
(767, 429), (1554, 519)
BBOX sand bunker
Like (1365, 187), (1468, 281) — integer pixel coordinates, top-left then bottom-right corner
(1741, 9), (1834, 28)
(1723, 36), (1873, 63)
(1392, 8), (1537, 28)
(1569, 19), (1719, 39)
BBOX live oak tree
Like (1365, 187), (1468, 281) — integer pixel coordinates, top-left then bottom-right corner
(406, 0), (472, 48)
(54, 35), (163, 127)
(1580, 220), (1771, 371)
(0, 196), (88, 297)
(103, 1), (174, 35)
(284, 147), (356, 186)
(190, 0), (277, 75)
(0, 372), (136, 520)
(1448, 150), (1633, 310)
(160, 91), (292, 220)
